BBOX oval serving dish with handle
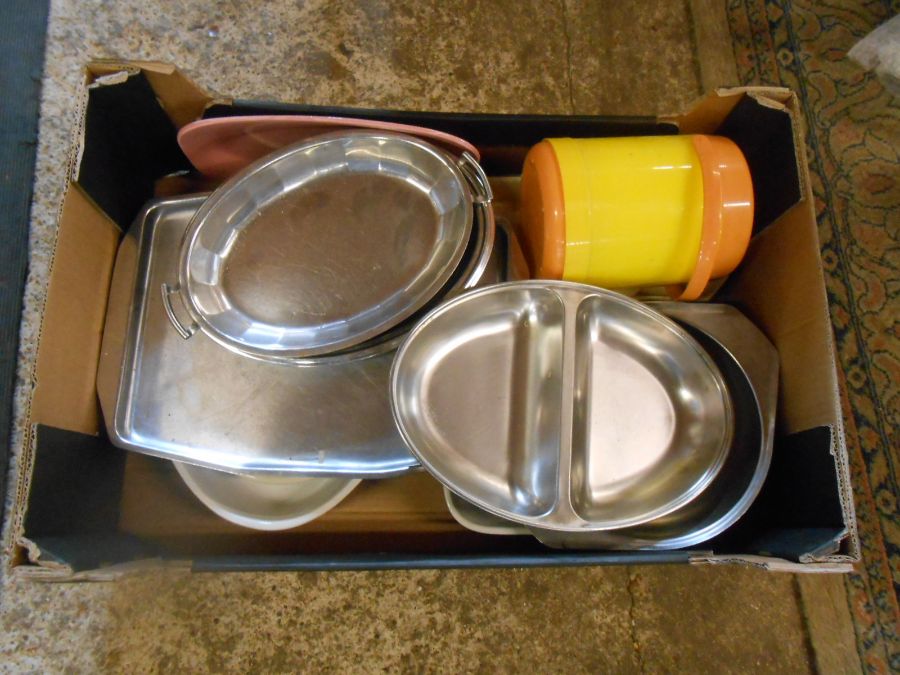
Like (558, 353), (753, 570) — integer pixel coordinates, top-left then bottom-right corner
(163, 131), (493, 361)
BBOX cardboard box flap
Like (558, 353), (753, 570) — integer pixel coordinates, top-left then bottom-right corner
(17, 426), (164, 571)
(703, 426), (854, 561)
(740, 527), (847, 560)
(29, 185), (120, 435)
(87, 60), (211, 128)
(663, 86), (795, 133)
(78, 69), (191, 228)
(23, 426), (127, 537)
(19, 534), (163, 574)
(722, 200), (842, 436)
(667, 88), (804, 235)
(20, 424), (854, 569)
(716, 94), (804, 234)
(9, 533), (72, 577)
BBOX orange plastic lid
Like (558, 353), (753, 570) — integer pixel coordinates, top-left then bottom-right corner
(670, 134), (755, 300)
(702, 135), (754, 278)
(520, 140), (566, 279)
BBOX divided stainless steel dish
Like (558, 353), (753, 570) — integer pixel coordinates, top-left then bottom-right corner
(439, 302), (778, 549)
(163, 131), (493, 361)
(531, 303), (777, 548)
(391, 281), (735, 532)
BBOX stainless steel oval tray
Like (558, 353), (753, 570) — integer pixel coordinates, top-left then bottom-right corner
(391, 281), (734, 531)
(174, 131), (483, 359)
(212, 198), (495, 367)
(97, 195), (418, 477)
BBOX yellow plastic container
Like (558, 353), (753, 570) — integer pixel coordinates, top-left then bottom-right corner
(519, 134), (754, 300)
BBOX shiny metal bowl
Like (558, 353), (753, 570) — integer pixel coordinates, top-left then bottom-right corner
(392, 281), (734, 532)
(174, 461), (360, 531)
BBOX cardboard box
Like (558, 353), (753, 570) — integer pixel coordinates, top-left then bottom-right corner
(7, 61), (858, 579)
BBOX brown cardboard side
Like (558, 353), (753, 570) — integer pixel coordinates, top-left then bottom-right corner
(95, 228), (137, 423)
(665, 86), (843, 433)
(722, 178), (857, 563)
(724, 200), (840, 433)
(664, 85), (794, 132)
(29, 185), (120, 435)
(672, 87), (856, 561)
(667, 87), (808, 206)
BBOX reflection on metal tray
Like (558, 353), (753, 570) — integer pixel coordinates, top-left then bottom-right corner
(99, 195), (418, 476)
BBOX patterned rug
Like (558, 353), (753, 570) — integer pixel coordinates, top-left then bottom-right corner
(727, 0), (899, 670)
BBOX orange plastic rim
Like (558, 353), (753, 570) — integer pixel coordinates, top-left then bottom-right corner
(520, 140), (566, 279)
(668, 134), (753, 300)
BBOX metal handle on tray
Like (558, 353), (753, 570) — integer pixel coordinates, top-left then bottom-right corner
(458, 152), (493, 204)
(161, 283), (198, 340)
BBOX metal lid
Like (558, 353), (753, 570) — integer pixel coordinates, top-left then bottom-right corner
(178, 131), (486, 359)
(172, 199), (495, 368)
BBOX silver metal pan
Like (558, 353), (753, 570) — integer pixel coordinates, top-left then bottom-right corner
(98, 195), (418, 477)
(184, 199), (494, 367)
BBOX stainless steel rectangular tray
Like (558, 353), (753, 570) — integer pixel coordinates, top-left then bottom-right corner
(97, 195), (420, 476)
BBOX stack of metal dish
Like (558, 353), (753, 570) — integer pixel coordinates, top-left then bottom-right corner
(99, 125), (776, 545)
(98, 129), (495, 530)
(390, 285), (778, 550)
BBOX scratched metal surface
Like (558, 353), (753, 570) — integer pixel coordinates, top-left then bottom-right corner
(100, 195), (415, 477)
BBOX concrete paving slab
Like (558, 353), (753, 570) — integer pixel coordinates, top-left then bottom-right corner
(628, 565), (813, 674)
